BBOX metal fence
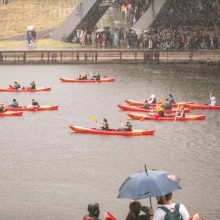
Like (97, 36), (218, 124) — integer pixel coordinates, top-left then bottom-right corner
(0, 49), (219, 64)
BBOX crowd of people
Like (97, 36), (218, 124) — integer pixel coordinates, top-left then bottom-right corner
(117, 0), (151, 23)
(76, 26), (219, 50)
(75, 0), (219, 50)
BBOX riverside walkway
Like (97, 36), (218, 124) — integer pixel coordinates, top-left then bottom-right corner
(0, 47), (219, 64)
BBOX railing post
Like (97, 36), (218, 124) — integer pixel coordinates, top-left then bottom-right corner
(60, 52), (62, 62)
(76, 52), (79, 61)
(120, 51), (122, 61)
(84, 52), (87, 61)
(0, 52), (3, 63)
(23, 52), (26, 63)
(189, 50), (193, 62)
(95, 51), (97, 62)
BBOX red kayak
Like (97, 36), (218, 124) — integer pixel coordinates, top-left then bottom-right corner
(117, 104), (191, 113)
(186, 103), (220, 110)
(0, 111), (23, 116)
(127, 113), (206, 121)
(69, 125), (155, 136)
(59, 77), (115, 83)
(0, 87), (51, 92)
(5, 105), (59, 111)
(125, 99), (193, 107)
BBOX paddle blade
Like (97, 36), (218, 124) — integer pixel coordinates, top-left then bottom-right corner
(140, 115), (146, 121)
(90, 115), (96, 121)
(104, 211), (117, 220)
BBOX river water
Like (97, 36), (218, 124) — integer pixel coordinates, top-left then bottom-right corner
(0, 63), (219, 220)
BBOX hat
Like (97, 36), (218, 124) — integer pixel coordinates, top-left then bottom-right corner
(150, 94), (155, 98)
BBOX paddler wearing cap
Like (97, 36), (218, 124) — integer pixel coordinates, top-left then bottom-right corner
(148, 94), (157, 104)
(118, 121), (132, 131)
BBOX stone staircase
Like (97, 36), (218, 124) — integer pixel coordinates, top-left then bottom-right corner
(97, 6), (132, 29)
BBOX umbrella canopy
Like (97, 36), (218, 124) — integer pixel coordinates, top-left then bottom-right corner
(118, 169), (181, 200)
(27, 25), (34, 31)
(96, 28), (105, 33)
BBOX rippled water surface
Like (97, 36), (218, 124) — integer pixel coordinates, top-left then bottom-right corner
(0, 64), (219, 220)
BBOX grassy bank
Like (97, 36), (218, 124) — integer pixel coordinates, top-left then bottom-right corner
(0, 39), (80, 48)
(0, 0), (80, 39)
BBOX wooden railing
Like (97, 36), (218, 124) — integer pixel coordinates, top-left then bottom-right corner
(0, 49), (219, 64)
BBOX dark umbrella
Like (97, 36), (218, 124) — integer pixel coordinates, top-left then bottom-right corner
(118, 167), (181, 202)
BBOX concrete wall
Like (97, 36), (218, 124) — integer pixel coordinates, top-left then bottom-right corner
(132, 0), (167, 30)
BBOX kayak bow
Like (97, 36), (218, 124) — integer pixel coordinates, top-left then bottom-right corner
(0, 111), (23, 116)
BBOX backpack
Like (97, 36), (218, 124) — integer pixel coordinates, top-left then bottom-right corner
(159, 204), (183, 220)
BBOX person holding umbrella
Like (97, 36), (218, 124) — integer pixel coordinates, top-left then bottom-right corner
(118, 167), (189, 220)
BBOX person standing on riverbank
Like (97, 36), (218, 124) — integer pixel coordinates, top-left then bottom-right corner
(27, 29), (33, 46)
(82, 203), (101, 220)
(2, 0), (9, 4)
(153, 192), (190, 220)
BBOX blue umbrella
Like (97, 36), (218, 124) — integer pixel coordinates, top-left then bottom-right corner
(118, 168), (181, 200)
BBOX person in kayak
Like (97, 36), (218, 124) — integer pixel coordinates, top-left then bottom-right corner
(148, 94), (157, 104)
(13, 81), (21, 90)
(209, 93), (216, 106)
(31, 99), (40, 107)
(0, 103), (6, 112)
(91, 72), (101, 80)
(118, 121), (132, 131)
(156, 104), (165, 117)
(175, 105), (185, 117)
(168, 94), (175, 104)
(163, 99), (172, 110)
(143, 100), (150, 109)
(30, 80), (36, 89)
(98, 118), (109, 130)
(8, 99), (19, 107)
(79, 72), (87, 80)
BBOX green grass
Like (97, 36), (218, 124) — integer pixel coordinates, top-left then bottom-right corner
(0, 39), (80, 48)
(37, 39), (80, 47)
(0, 0), (80, 39)
(0, 40), (24, 47)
